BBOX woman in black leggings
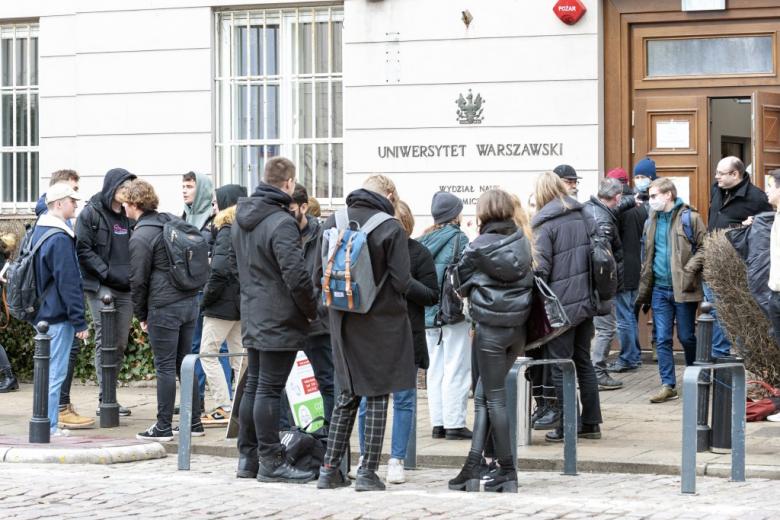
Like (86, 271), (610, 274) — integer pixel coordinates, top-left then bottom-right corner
(448, 189), (534, 493)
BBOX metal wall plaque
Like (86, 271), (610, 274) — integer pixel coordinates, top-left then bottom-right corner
(682, 0), (726, 11)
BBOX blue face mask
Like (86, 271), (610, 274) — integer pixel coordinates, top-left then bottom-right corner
(635, 178), (651, 191)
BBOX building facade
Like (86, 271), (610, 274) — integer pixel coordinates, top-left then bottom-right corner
(0, 0), (777, 230)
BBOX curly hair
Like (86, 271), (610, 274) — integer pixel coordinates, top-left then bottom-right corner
(124, 179), (159, 212)
(0, 233), (18, 260)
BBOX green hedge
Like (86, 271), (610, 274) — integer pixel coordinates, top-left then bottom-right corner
(0, 311), (156, 383)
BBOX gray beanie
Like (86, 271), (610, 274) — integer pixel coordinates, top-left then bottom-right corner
(431, 191), (463, 224)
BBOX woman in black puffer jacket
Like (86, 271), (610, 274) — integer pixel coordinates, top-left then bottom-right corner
(448, 189), (533, 493)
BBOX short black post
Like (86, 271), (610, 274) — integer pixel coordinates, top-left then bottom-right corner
(99, 294), (119, 428)
(29, 321), (51, 443)
(694, 302), (714, 452)
(711, 356), (740, 453)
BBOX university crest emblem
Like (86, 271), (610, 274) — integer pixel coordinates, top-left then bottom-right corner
(456, 89), (484, 125)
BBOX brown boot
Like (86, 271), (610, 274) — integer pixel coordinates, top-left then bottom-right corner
(59, 403), (96, 429)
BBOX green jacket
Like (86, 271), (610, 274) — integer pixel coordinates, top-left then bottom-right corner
(637, 201), (706, 304)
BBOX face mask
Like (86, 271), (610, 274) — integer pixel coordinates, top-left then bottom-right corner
(635, 179), (651, 191)
(649, 199), (667, 213)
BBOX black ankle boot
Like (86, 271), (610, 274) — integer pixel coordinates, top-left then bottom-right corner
(236, 449), (258, 478)
(257, 453), (315, 484)
(355, 468), (386, 492)
(448, 453), (482, 491)
(483, 463), (517, 493)
(0, 367), (19, 393)
(317, 465), (351, 489)
(533, 406), (560, 430)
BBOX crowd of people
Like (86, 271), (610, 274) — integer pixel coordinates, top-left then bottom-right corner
(2, 151), (779, 493)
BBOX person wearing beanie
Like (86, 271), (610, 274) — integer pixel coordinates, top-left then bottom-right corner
(418, 192), (473, 441)
(553, 164), (581, 198)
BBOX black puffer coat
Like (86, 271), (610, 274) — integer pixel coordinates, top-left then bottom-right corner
(618, 184), (648, 292)
(532, 197), (597, 326)
(319, 189), (415, 396)
(129, 211), (199, 322)
(202, 185), (246, 321)
(406, 238), (438, 369)
(727, 211), (775, 317)
(231, 183), (317, 351)
(302, 215), (329, 337)
(585, 195), (623, 291)
(457, 220), (533, 327)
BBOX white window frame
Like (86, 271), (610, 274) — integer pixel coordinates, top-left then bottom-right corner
(0, 22), (39, 214)
(214, 6), (344, 205)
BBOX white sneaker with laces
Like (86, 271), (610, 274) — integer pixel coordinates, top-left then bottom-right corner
(348, 455), (363, 480)
(51, 428), (70, 438)
(386, 457), (405, 484)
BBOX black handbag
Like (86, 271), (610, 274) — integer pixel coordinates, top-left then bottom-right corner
(525, 276), (571, 351)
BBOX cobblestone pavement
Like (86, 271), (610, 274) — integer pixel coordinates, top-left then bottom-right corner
(1, 456), (777, 519)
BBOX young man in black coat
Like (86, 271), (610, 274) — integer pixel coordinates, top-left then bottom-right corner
(707, 156), (773, 359)
(75, 167), (136, 418)
(232, 158), (318, 483)
(317, 175), (415, 492)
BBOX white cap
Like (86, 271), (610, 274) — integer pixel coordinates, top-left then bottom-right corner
(46, 183), (82, 204)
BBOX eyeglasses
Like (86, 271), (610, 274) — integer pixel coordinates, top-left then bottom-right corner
(563, 179), (579, 186)
(715, 170), (735, 177)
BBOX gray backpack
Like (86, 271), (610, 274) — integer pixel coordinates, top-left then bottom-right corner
(320, 209), (393, 314)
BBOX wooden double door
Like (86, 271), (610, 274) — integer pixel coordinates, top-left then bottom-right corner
(633, 91), (780, 220)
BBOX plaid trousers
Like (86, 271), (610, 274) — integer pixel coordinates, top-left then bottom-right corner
(324, 390), (389, 472)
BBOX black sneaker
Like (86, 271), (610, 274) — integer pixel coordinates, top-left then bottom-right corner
(172, 423), (206, 437)
(445, 427), (473, 440)
(597, 374), (624, 391)
(432, 426), (445, 439)
(136, 423), (174, 442)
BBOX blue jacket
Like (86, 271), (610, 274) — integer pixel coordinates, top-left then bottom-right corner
(418, 223), (467, 328)
(31, 213), (87, 330)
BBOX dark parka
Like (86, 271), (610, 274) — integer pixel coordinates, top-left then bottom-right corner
(301, 215), (329, 337)
(319, 189), (415, 396)
(231, 183), (317, 351)
(708, 176), (773, 231)
(406, 238), (438, 370)
(129, 211), (199, 322)
(457, 220), (534, 328)
(202, 184), (246, 321)
(727, 211), (775, 317)
(75, 168), (136, 293)
(531, 197), (597, 327)
(584, 195), (624, 290)
(618, 184), (649, 292)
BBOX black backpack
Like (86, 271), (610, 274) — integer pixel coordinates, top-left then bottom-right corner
(280, 418), (328, 477)
(5, 226), (64, 322)
(137, 214), (209, 291)
(434, 234), (466, 327)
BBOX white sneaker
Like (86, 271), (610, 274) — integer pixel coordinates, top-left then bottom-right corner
(386, 457), (406, 484)
(51, 428), (70, 438)
(348, 455), (363, 480)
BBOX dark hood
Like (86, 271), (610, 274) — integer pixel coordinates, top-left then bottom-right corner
(216, 184), (247, 211)
(302, 214), (322, 245)
(100, 168), (136, 211)
(35, 193), (47, 216)
(531, 196), (584, 228)
(463, 229), (530, 283)
(346, 188), (395, 216)
(236, 182), (293, 231)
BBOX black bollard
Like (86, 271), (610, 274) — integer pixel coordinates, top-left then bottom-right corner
(694, 302), (714, 452)
(29, 321), (51, 443)
(99, 294), (120, 428)
(711, 356), (740, 453)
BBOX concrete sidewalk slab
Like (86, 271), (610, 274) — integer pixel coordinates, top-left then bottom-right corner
(0, 434), (166, 464)
(1, 362), (778, 477)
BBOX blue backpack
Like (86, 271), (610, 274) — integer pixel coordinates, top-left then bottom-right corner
(320, 209), (394, 313)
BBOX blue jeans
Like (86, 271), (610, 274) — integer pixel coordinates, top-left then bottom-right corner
(358, 388), (415, 460)
(703, 283), (731, 359)
(616, 290), (641, 367)
(47, 321), (75, 432)
(651, 286), (697, 387)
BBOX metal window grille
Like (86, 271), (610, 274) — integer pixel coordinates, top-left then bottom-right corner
(215, 7), (343, 204)
(0, 23), (39, 213)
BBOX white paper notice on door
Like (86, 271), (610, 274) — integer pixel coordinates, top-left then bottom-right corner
(666, 176), (691, 206)
(656, 121), (690, 149)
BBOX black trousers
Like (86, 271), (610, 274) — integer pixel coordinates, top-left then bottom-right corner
(546, 318), (602, 426)
(147, 297), (200, 431)
(468, 323), (525, 468)
(279, 334), (335, 429)
(59, 337), (80, 407)
(238, 348), (298, 459)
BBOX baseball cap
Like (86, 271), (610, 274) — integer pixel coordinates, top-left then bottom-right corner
(554, 164), (581, 180)
(46, 183), (83, 204)
(607, 167), (628, 183)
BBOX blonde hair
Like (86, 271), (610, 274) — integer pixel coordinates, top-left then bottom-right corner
(307, 196), (321, 218)
(363, 175), (399, 207)
(510, 194), (534, 244)
(395, 200), (415, 237)
(650, 177), (677, 200)
(534, 171), (570, 210)
(124, 179), (159, 212)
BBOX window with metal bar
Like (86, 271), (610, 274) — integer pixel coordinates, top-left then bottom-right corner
(215, 7), (343, 204)
(0, 23), (38, 213)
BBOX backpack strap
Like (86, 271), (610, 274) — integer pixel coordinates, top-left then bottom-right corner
(681, 208), (696, 253)
(30, 228), (65, 256)
(322, 229), (346, 308)
(344, 234), (356, 310)
(359, 212), (393, 234)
